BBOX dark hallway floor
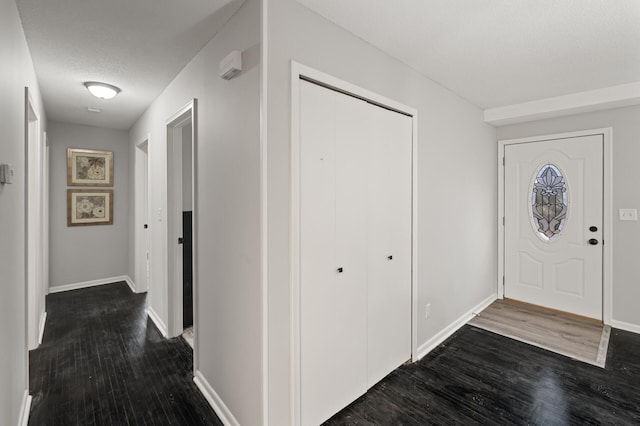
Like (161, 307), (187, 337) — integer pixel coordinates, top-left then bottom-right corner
(28, 282), (222, 426)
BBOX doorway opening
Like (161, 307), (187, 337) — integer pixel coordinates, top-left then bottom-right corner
(135, 137), (150, 293)
(25, 87), (46, 350)
(166, 100), (198, 354)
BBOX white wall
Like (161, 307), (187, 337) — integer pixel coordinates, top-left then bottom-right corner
(265, 0), (497, 423)
(0, 0), (47, 423)
(128, 0), (262, 424)
(497, 105), (640, 331)
(48, 121), (129, 288)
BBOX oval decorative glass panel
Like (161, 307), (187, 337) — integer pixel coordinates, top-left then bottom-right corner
(530, 164), (568, 241)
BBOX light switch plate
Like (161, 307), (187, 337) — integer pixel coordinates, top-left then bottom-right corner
(619, 208), (637, 221)
(0, 164), (13, 184)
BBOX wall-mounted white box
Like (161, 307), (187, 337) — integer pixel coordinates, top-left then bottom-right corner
(619, 208), (637, 221)
(219, 50), (242, 80)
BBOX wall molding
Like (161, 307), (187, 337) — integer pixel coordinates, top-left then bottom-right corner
(484, 81), (640, 126)
(416, 294), (497, 360)
(49, 275), (132, 294)
(37, 311), (47, 345)
(124, 276), (139, 293)
(610, 319), (640, 335)
(18, 390), (32, 426)
(147, 306), (167, 337)
(194, 370), (240, 426)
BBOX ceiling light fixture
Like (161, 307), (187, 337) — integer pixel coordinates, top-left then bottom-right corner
(84, 82), (121, 100)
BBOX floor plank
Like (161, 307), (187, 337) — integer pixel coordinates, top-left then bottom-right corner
(28, 282), (222, 426)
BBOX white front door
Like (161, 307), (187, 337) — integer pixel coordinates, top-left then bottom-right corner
(504, 135), (603, 319)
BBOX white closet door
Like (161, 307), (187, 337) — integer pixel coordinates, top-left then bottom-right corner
(300, 80), (368, 426)
(366, 103), (412, 387)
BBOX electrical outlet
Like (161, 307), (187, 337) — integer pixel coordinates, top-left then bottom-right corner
(425, 303), (431, 319)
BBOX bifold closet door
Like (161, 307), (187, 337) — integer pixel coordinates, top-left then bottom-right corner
(366, 103), (412, 387)
(299, 79), (412, 426)
(300, 80), (368, 426)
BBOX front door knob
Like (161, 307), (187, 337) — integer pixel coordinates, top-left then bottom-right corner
(337, 267), (343, 273)
(588, 238), (599, 245)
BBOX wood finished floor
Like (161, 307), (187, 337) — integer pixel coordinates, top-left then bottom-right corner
(325, 326), (640, 425)
(28, 282), (640, 425)
(468, 299), (610, 367)
(28, 282), (222, 426)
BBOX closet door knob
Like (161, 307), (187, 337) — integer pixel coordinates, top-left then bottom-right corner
(337, 267), (343, 273)
(387, 255), (393, 260)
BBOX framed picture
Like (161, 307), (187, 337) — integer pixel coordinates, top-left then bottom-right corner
(67, 148), (114, 186)
(67, 189), (113, 226)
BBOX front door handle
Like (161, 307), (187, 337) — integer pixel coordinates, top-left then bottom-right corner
(178, 237), (184, 244)
(588, 238), (598, 245)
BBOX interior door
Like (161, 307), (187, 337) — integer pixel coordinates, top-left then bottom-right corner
(366, 103), (412, 387)
(299, 79), (413, 425)
(300, 80), (368, 426)
(504, 135), (603, 319)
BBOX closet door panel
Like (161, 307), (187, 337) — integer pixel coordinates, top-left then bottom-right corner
(366, 104), (413, 387)
(333, 90), (369, 396)
(299, 81), (367, 426)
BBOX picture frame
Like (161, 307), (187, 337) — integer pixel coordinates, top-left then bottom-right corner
(67, 148), (114, 186)
(67, 189), (113, 226)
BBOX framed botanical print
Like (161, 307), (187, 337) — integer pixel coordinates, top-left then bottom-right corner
(67, 189), (113, 226)
(67, 148), (114, 186)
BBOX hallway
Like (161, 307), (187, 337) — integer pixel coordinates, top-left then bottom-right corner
(28, 282), (221, 425)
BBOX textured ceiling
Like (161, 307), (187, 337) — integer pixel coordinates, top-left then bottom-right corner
(296, 0), (640, 109)
(17, 0), (244, 129)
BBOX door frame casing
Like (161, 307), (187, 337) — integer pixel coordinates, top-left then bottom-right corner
(135, 135), (150, 293)
(25, 87), (46, 351)
(498, 128), (613, 324)
(290, 61), (419, 425)
(166, 99), (198, 355)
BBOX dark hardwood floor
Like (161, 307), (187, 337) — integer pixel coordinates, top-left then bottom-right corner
(28, 282), (640, 425)
(326, 325), (640, 425)
(28, 282), (222, 426)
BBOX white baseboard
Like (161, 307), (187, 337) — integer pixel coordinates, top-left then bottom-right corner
(49, 275), (131, 294)
(124, 276), (138, 293)
(18, 390), (31, 426)
(610, 319), (640, 334)
(37, 311), (47, 345)
(194, 370), (240, 426)
(416, 293), (497, 360)
(147, 306), (167, 337)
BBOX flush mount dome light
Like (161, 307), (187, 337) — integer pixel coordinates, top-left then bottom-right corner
(84, 82), (121, 99)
